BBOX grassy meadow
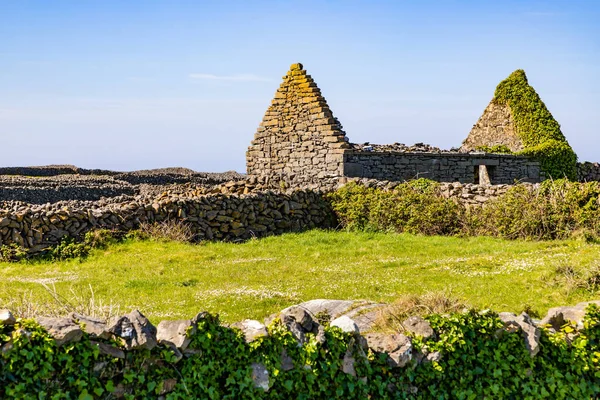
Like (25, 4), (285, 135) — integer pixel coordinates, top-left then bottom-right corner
(2, 230), (600, 323)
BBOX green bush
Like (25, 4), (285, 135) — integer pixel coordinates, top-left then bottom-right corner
(493, 69), (578, 179)
(329, 180), (600, 241)
(47, 229), (117, 261)
(1, 306), (599, 398)
(0, 243), (28, 262)
(327, 180), (461, 235)
(472, 179), (600, 240)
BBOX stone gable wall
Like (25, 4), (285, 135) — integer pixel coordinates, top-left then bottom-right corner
(246, 63), (349, 187)
(460, 100), (524, 152)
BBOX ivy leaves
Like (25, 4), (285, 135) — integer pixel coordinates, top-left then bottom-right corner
(493, 69), (578, 180)
(1, 308), (600, 398)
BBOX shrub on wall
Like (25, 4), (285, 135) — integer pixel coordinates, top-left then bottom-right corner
(327, 180), (461, 235)
(329, 180), (600, 241)
(471, 179), (600, 240)
(474, 144), (514, 154)
(493, 69), (578, 179)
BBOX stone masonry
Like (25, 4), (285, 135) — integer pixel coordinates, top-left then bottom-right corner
(460, 101), (524, 152)
(343, 151), (541, 184)
(246, 63), (350, 188)
(247, 63), (542, 186)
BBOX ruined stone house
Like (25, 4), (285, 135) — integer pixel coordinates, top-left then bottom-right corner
(246, 63), (543, 187)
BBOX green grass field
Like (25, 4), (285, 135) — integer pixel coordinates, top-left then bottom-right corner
(2, 230), (600, 323)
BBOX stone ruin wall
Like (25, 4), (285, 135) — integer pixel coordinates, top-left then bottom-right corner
(246, 63), (349, 188)
(246, 63), (544, 187)
(460, 100), (524, 152)
(343, 151), (541, 184)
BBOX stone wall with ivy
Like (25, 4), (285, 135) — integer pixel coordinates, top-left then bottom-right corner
(462, 69), (578, 180)
(1, 299), (599, 399)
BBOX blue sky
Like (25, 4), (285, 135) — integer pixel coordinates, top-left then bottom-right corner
(1, 1), (598, 172)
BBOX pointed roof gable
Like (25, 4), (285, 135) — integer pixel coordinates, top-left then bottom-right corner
(461, 69), (577, 178)
(246, 63), (349, 182)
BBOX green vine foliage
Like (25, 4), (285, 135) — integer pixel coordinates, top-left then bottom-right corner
(493, 69), (578, 179)
(475, 144), (514, 154)
(1, 306), (600, 398)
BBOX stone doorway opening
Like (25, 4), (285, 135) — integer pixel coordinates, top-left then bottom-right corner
(474, 165), (494, 185)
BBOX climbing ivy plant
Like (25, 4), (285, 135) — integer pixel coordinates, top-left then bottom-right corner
(2, 306), (600, 399)
(493, 69), (578, 179)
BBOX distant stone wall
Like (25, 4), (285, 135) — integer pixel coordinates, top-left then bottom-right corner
(343, 151), (541, 184)
(577, 162), (600, 182)
(0, 171), (245, 204)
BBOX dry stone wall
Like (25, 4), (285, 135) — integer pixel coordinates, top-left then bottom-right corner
(0, 190), (333, 253)
(343, 151), (541, 184)
(2, 299), (599, 397)
(0, 175), (532, 253)
(0, 170), (244, 204)
(577, 162), (600, 182)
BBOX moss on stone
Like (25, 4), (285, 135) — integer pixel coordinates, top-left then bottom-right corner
(493, 69), (577, 179)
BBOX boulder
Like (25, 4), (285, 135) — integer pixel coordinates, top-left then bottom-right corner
(281, 306), (315, 331)
(70, 313), (110, 339)
(36, 317), (83, 346)
(402, 316), (435, 339)
(342, 349), (357, 377)
(540, 300), (600, 331)
(0, 309), (16, 325)
(267, 306), (320, 345)
(251, 363), (270, 392)
(498, 312), (540, 357)
(280, 300), (354, 321)
(364, 332), (412, 368)
(92, 340), (125, 359)
(231, 319), (268, 343)
(277, 299), (385, 333)
(108, 310), (157, 350)
(156, 319), (196, 350)
(331, 316), (359, 334)
(280, 349), (294, 371)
